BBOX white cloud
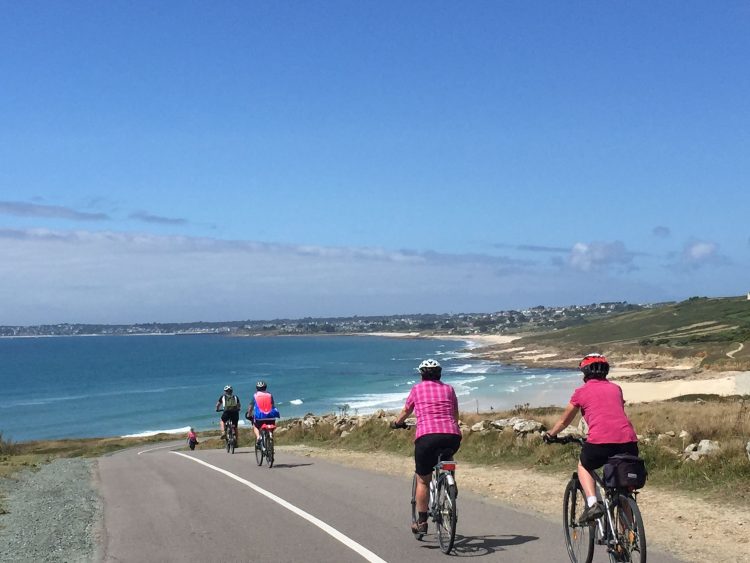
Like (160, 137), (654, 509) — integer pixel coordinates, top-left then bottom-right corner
(676, 240), (727, 270)
(0, 228), (734, 325)
(567, 241), (636, 272)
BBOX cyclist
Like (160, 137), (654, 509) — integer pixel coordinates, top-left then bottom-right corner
(544, 353), (638, 522)
(246, 380), (280, 447)
(215, 385), (241, 440)
(392, 359), (461, 535)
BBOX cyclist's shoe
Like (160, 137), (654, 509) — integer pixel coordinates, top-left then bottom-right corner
(411, 521), (428, 535)
(579, 501), (604, 523)
(256, 438), (262, 447)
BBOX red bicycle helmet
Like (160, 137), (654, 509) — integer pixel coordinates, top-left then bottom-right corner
(579, 353), (609, 379)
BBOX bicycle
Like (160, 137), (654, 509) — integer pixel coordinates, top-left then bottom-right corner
(254, 420), (276, 468)
(411, 452), (458, 554)
(224, 420), (237, 454)
(545, 435), (647, 563)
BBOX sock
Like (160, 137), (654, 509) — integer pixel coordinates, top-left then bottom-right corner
(418, 511), (428, 523)
(587, 496), (598, 507)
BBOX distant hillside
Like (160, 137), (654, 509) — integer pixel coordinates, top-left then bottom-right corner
(518, 296), (750, 370)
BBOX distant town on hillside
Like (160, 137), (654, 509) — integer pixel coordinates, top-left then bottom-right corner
(0, 301), (659, 337)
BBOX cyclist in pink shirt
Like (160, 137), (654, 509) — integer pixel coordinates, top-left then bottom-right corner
(545, 354), (638, 522)
(392, 359), (461, 535)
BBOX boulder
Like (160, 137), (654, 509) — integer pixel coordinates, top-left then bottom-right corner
(683, 440), (721, 462)
(679, 430), (691, 440)
(302, 417), (317, 428)
(491, 417), (524, 429)
(340, 430), (351, 438)
(558, 425), (584, 439)
(665, 430), (676, 437)
(513, 420), (544, 434)
(697, 439), (721, 456)
(471, 421), (487, 433)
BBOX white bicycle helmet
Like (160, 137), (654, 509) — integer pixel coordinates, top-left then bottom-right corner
(418, 359), (441, 371)
(224, 385), (233, 393)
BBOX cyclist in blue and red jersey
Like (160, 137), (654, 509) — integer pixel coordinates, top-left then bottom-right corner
(246, 380), (279, 447)
(544, 354), (638, 522)
(392, 359), (461, 535)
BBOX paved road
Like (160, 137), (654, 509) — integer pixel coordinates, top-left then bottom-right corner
(98, 444), (683, 562)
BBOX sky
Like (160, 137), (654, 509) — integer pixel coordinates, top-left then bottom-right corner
(1, 2), (748, 325)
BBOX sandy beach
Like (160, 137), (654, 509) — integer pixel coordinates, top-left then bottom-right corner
(619, 371), (750, 403)
(370, 331), (750, 405)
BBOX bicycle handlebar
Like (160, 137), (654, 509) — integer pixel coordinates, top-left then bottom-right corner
(542, 433), (585, 446)
(390, 421), (408, 430)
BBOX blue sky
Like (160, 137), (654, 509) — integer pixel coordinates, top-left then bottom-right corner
(1, 2), (748, 324)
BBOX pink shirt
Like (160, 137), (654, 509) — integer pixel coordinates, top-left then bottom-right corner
(404, 380), (461, 440)
(570, 379), (637, 444)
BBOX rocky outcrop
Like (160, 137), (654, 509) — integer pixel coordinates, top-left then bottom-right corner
(683, 439), (721, 462)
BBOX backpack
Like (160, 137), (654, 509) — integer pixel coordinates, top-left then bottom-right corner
(603, 454), (647, 489)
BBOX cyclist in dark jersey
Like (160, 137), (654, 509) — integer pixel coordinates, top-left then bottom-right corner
(215, 385), (241, 439)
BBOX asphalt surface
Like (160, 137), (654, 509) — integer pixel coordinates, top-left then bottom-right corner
(97, 444), (684, 562)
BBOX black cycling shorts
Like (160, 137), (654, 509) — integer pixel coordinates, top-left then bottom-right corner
(580, 442), (638, 471)
(414, 433), (461, 476)
(221, 410), (240, 427)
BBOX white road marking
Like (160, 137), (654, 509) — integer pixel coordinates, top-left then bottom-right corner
(137, 443), (180, 455)
(171, 451), (388, 563)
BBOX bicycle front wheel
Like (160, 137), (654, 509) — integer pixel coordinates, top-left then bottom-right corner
(563, 478), (594, 563)
(436, 477), (457, 554)
(255, 436), (264, 465)
(265, 432), (274, 468)
(612, 495), (646, 563)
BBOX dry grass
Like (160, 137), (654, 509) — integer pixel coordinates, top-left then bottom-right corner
(276, 396), (750, 507)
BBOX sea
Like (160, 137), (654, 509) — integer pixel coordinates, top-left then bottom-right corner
(0, 335), (581, 442)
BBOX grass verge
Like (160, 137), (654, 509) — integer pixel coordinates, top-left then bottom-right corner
(275, 396), (750, 507)
(2, 395), (748, 512)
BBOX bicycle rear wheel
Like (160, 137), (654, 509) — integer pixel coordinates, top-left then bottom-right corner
(436, 476), (457, 554)
(410, 475), (422, 540)
(255, 434), (264, 465)
(563, 478), (594, 563)
(265, 431), (274, 468)
(612, 495), (646, 563)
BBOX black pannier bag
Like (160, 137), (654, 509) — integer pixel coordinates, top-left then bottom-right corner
(603, 454), (647, 489)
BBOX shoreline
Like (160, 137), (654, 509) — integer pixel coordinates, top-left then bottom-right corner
(369, 331), (750, 404)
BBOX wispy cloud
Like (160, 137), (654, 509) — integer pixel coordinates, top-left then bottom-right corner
(129, 210), (189, 225)
(494, 243), (569, 253)
(0, 201), (110, 221)
(652, 226), (670, 238)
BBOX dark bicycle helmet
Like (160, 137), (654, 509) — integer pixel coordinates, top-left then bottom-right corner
(579, 353), (609, 380)
(256, 380), (267, 391)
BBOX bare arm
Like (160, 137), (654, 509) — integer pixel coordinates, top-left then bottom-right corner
(394, 404), (414, 425)
(547, 403), (579, 436)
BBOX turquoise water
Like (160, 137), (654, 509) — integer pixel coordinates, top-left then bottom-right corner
(0, 335), (580, 441)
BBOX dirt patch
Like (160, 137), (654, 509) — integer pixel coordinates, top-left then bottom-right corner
(281, 445), (750, 563)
